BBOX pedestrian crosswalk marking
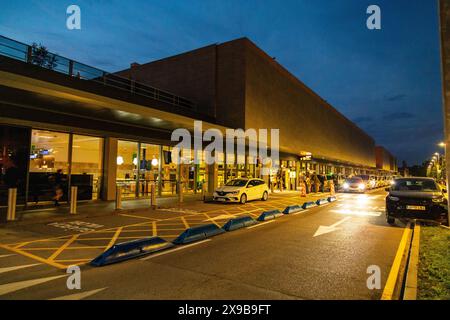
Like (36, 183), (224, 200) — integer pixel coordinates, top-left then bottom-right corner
(0, 263), (41, 275)
(0, 275), (66, 296)
(50, 287), (107, 300)
(0, 254), (16, 259)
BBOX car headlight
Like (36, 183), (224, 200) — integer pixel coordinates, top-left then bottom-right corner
(358, 183), (365, 190)
(388, 196), (399, 201)
(343, 183), (349, 189)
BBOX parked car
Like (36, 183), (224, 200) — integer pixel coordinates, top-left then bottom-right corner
(385, 177), (448, 225)
(342, 176), (366, 193)
(213, 178), (269, 204)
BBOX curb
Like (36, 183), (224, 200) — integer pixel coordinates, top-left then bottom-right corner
(403, 223), (421, 300)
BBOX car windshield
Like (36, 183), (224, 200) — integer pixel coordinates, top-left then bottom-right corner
(346, 178), (362, 183)
(225, 179), (248, 187)
(391, 179), (438, 191)
(357, 175), (369, 181)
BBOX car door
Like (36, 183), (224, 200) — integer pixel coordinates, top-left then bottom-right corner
(246, 179), (258, 200)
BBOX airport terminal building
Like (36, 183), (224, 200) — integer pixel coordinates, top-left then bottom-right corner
(0, 35), (397, 211)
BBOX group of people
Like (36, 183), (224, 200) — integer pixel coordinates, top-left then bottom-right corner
(273, 170), (339, 194)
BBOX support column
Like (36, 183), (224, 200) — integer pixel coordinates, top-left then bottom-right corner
(207, 163), (218, 196)
(102, 137), (118, 201)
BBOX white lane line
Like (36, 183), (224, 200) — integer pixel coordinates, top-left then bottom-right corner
(292, 209), (309, 215)
(0, 263), (41, 275)
(0, 254), (16, 259)
(0, 275), (66, 296)
(246, 220), (275, 229)
(141, 239), (211, 260)
(50, 287), (107, 300)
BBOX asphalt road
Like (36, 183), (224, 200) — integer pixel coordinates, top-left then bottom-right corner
(0, 190), (406, 300)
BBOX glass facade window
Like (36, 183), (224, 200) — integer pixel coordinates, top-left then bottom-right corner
(139, 143), (160, 197)
(0, 125), (30, 207)
(28, 130), (70, 205)
(161, 146), (177, 195)
(71, 135), (103, 200)
(116, 140), (139, 198)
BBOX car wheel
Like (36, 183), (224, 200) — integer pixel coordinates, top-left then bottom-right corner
(262, 191), (268, 201)
(240, 193), (247, 204)
(386, 214), (395, 225)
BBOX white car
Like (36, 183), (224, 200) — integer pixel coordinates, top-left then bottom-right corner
(213, 178), (269, 204)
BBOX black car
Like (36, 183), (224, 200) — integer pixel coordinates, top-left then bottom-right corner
(385, 177), (448, 225)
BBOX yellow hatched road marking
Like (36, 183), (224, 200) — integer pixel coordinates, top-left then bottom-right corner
(48, 235), (79, 261)
(201, 212), (221, 227)
(381, 223), (412, 300)
(120, 213), (157, 221)
(0, 244), (67, 269)
(181, 217), (190, 229)
(105, 227), (123, 251)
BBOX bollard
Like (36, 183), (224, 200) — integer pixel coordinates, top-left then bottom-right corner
(70, 186), (78, 214)
(178, 181), (183, 204)
(202, 182), (206, 199)
(115, 186), (122, 210)
(150, 182), (156, 209)
(7, 188), (17, 221)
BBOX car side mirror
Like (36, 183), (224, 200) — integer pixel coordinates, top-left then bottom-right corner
(385, 187), (390, 192)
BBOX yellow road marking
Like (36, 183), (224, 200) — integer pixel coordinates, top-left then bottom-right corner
(105, 227), (123, 251)
(0, 244), (67, 269)
(201, 212), (221, 227)
(120, 213), (156, 220)
(181, 217), (190, 229)
(48, 235), (79, 261)
(381, 223), (412, 300)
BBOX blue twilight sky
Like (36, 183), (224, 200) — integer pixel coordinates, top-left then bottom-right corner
(0, 0), (444, 165)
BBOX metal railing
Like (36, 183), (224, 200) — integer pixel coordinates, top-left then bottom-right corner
(0, 35), (196, 110)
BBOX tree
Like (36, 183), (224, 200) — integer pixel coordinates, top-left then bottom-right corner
(30, 43), (57, 70)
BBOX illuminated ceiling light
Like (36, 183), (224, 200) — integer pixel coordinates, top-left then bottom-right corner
(133, 157), (138, 166)
(151, 157), (158, 166)
(116, 156), (124, 165)
(438, 142), (446, 147)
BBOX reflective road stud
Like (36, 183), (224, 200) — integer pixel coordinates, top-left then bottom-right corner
(115, 186), (122, 210)
(7, 188), (17, 221)
(70, 186), (78, 214)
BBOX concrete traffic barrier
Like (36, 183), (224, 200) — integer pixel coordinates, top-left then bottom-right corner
(328, 196), (337, 202)
(173, 224), (225, 244)
(90, 237), (174, 266)
(316, 198), (329, 205)
(282, 205), (303, 214)
(257, 209), (283, 221)
(302, 201), (317, 209)
(222, 216), (257, 231)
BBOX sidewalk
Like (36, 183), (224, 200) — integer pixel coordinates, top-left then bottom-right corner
(1, 190), (332, 226)
(2, 194), (204, 226)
